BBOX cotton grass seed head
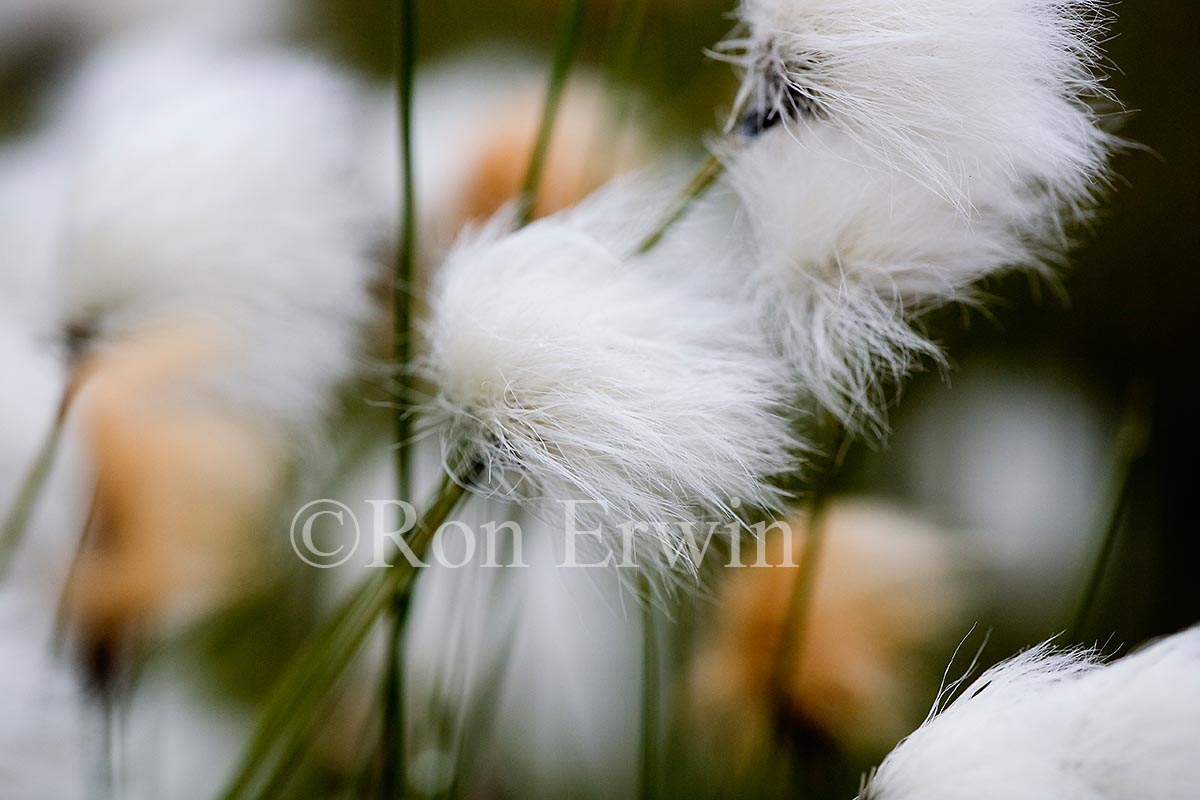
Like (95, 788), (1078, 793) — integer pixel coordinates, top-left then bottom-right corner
(53, 35), (382, 439)
(718, 0), (1120, 431)
(864, 627), (1200, 800)
(720, 0), (1117, 213)
(420, 183), (803, 576)
(728, 126), (1067, 431)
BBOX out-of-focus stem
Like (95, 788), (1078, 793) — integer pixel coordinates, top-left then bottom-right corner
(0, 383), (76, 579)
(1067, 394), (1151, 642)
(515, 0), (589, 228)
(634, 154), (725, 255)
(386, 0), (419, 793)
(638, 574), (660, 800)
(769, 425), (849, 707)
(394, 0), (417, 518)
(381, 590), (411, 797)
(218, 468), (477, 800)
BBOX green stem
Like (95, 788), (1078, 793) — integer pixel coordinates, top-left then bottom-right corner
(338, 687), (385, 800)
(1066, 470), (1133, 643)
(96, 682), (127, 800)
(632, 89), (760, 257)
(54, 488), (101, 644)
(637, 575), (659, 800)
(769, 426), (848, 707)
(380, 592), (412, 798)
(773, 502), (830, 694)
(386, 0), (419, 794)
(585, 0), (650, 178)
(611, 0), (650, 89)
(1067, 397), (1151, 642)
(515, 0), (589, 228)
(393, 0), (417, 515)
(634, 154), (724, 255)
(1, 385), (73, 579)
(219, 470), (476, 800)
(442, 559), (521, 798)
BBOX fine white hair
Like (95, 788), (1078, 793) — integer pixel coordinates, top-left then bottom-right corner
(50, 34), (383, 441)
(721, 0), (1116, 211)
(420, 182), (801, 577)
(720, 0), (1118, 430)
(729, 127), (1066, 429)
(864, 628), (1200, 800)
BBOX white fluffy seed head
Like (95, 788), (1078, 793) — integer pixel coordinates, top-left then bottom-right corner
(720, 0), (1119, 430)
(729, 127), (1064, 431)
(420, 183), (802, 576)
(52, 35), (382, 437)
(864, 628), (1200, 800)
(721, 0), (1117, 213)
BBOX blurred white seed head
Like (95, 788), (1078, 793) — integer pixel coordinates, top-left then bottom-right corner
(52, 35), (382, 439)
(420, 183), (802, 576)
(0, 0), (296, 55)
(719, 0), (1118, 430)
(0, 140), (69, 337)
(865, 628), (1200, 800)
(59, 0), (298, 41)
(1, 145), (90, 580)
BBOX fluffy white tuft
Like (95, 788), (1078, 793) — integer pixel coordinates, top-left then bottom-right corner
(720, 0), (1118, 429)
(722, 0), (1116, 211)
(51, 35), (382, 439)
(729, 127), (1065, 429)
(864, 628), (1200, 800)
(420, 183), (801, 575)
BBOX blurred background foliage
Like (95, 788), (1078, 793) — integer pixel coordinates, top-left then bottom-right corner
(2, 0), (1197, 797)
